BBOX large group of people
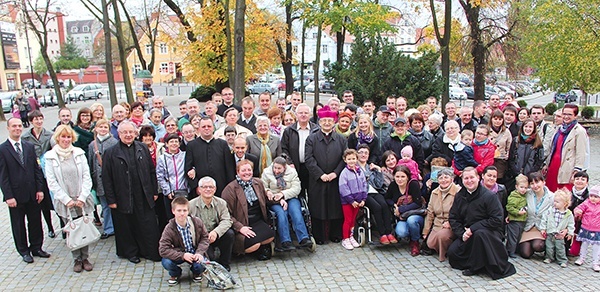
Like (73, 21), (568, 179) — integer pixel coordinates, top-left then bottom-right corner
(1, 88), (598, 284)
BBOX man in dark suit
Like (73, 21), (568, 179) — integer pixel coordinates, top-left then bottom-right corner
(0, 118), (50, 263)
(232, 137), (260, 177)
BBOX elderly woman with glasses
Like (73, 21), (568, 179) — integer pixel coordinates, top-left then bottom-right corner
(422, 168), (461, 261)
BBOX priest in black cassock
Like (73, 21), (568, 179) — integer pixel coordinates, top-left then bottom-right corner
(185, 117), (236, 198)
(447, 167), (516, 280)
(102, 121), (161, 264)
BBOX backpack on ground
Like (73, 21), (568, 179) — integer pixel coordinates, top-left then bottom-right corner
(202, 261), (238, 290)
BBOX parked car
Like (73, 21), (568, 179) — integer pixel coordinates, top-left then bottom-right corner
(46, 79), (66, 88)
(40, 90), (59, 106)
(0, 91), (19, 113)
(271, 80), (285, 91)
(449, 86), (467, 100)
(305, 80), (336, 94)
(22, 79), (41, 89)
(249, 82), (277, 94)
(553, 92), (578, 103)
(65, 83), (104, 101)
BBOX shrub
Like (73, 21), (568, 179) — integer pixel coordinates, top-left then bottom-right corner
(190, 85), (216, 102)
(545, 103), (558, 115)
(517, 99), (527, 108)
(581, 106), (595, 119)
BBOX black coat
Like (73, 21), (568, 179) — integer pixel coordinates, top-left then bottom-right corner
(102, 141), (159, 214)
(448, 184), (516, 279)
(0, 140), (44, 203)
(347, 133), (382, 164)
(508, 137), (544, 176)
(427, 135), (456, 166)
(383, 133), (425, 170)
(305, 131), (347, 220)
(281, 122), (319, 169)
(232, 152), (260, 178)
(185, 137), (235, 197)
(458, 119), (479, 133)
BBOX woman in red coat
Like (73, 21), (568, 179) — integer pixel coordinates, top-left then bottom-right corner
(472, 125), (496, 174)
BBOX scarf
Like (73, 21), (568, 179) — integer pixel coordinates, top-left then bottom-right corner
(559, 120), (578, 135)
(483, 181), (498, 193)
(257, 135), (272, 174)
(572, 187), (587, 202)
(274, 169), (286, 190)
(440, 183), (453, 196)
(270, 124), (283, 137)
(97, 133), (111, 142)
(335, 125), (352, 138)
(473, 138), (488, 146)
(53, 144), (74, 161)
(520, 133), (536, 144)
(147, 142), (158, 166)
(443, 133), (461, 151)
(491, 124), (502, 134)
(357, 131), (374, 146)
(236, 175), (258, 206)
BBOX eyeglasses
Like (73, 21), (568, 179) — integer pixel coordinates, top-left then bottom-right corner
(200, 186), (216, 189)
(166, 124), (177, 127)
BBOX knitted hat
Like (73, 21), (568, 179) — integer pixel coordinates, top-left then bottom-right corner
(401, 145), (413, 159)
(590, 185), (600, 197)
(317, 105), (338, 120)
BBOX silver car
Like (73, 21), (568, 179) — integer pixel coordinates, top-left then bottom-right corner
(1, 91), (18, 113)
(249, 83), (277, 94)
(65, 83), (105, 101)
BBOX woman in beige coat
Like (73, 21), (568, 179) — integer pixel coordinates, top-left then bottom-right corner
(422, 168), (461, 261)
(488, 110), (512, 182)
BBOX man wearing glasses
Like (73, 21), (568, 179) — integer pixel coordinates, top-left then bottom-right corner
(217, 87), (242, 116)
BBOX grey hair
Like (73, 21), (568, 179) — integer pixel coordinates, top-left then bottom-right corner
(428, 113), (443, 125)
(255, 116), (270, 128)
(117, 120), (137, 132)
(149, 108), (163, 117)
(198, 176), (216, 187)
(437, 168), (455, 179)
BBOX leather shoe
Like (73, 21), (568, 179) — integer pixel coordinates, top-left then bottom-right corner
(222, 264), (231, 272)
(462, 269), (476, 276)
(256, 246), (272, 261)
(32, 250), (51, 258)
(128, 256), (141, 264)
(100, 233), (114, 239)
(22, 254), (34, 263)
(48, 231), (56, 238)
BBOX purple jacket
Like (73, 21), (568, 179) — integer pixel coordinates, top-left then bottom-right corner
(339, 166), (368, 205)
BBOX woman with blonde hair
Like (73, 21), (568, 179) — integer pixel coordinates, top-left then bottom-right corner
(347, 114), (381, 164)
(45, 125), (96, 272)
(90, 103), (107, 123)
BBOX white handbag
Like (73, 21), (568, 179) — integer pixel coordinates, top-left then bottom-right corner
(63, 208), (101, 251)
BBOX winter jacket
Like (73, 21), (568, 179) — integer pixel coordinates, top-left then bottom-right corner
(509, 136), (544, 176)
(21, 127), (54, 158)
(539, 208), (575, 235)
(427, 134), (459, 166)
(423, 183), (460, 236)
(490, 128), (512, 160)
(261, 164), (301, 201)
(383, 133), (424, 171)
(472, 140), (496, 174)
(280, 122), (319, 170)
(409, 129), (434, 161)
(156, 151), (188, 196)
(373, 119), (393, 155)
(347, 133), (382, 164)
(506, 190), (528, 222)
(88, 135), (118, 196)
(158, 216), (210, 261)
(338, 166), (368, 205)
(574, 199), (600, 232)
(545, 123), (589, 184)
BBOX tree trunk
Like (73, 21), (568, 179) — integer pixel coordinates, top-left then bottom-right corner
(314, 25), (323, 105)
(462, 4), (485, 101)
(225, 0), (233, 85)
(103, 0), (117, 107)
(430, 0), (451, 111)
(300, 23), (306, 96)
(283, 2), (294, 96)
(112, 0), (134, 103)
(336, 29), (344, 65)
(233, 0), (246, 104)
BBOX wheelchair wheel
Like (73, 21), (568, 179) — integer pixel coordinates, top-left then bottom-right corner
(308, 237), (317, 253)
(357, 227), (367, 247)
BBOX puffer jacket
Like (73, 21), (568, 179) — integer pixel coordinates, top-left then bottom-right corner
(156, 150), (188, 196)
(472, 140), (496, 174)
(88, 135), (118, 196)
(261, 163), (301, 200)
(509, 137), (544, 176)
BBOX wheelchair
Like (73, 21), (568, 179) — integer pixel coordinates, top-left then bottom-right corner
(269, 196), (317, 253)
(354, 204), (404, 247)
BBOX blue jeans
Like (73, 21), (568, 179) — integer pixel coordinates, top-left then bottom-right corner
(98, 195), (114, 235)
(270, 198), (309, 243)
(161, 258), (205, 277)
(395, 215), (424, 241)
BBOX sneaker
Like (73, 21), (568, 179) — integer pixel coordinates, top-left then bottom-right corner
(574, 258), (584, 266)
(594, 265), (600, 272)
(380, 235), (390, 245)
(192, 273), (203, 283)
(341, 238), (354, 250)
(281, 241), (295, 251)
(349, 236), (360, 248)
(387, 234), (398, 244)
(543, 258), (552, 264)
(299, 238), (312, 248)
(167, 276), (179, 286)
(559, 263), (567, 268)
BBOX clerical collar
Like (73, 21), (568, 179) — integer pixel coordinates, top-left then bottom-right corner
(200, 137), (213, 143)
(321, 130), (332, 135)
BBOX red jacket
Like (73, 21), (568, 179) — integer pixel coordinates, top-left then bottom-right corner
(473, 141), (496, 174)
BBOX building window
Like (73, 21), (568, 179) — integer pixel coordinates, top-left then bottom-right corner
(84, 36), (90, 44)
(133, 64), (141, 75)
(322, 45), (327, 53)
(71, 26), (78, 33)
(145, 44), (152, 55)
(312, 33), (317, 38)
(82, 26), (89, 32)
(85, 49), (90, 56)
(159, 43), (167, 54)
(160, 62), (169, 73)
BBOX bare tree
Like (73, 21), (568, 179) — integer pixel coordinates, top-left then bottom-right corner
(17, 0), (66, 107)
(233, 0), (245, 103)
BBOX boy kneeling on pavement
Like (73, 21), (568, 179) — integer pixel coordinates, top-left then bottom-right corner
(159, 197), (210, 286)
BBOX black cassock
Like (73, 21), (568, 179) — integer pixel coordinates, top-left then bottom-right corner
(448, 185), (516, 280)
(185, 138), (235, 198)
